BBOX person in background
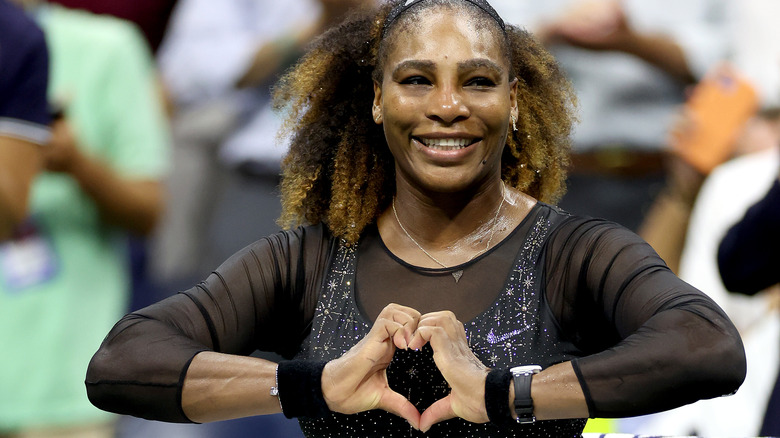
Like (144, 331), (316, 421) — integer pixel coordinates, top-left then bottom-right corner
(45, 0), (177, 53)
(151, 0), (372, 289)
(718, 164), (780, 437)
(0, 0), (49, 241)
(489, 0), (728, 234)
(0, 2), (170, 437)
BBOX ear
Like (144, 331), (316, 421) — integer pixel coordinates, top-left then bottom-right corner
(372, 80), (383, 125)
(509, 77), (519, 124)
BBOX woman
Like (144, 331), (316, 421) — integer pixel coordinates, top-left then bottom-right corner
(86, 0), (746, 436)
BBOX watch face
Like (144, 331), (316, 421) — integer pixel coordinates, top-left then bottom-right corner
(510, 365), (542, 375)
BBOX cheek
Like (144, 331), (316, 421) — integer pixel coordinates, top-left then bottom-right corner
(384, 97), (419, 131)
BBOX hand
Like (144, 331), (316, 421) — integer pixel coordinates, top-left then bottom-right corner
(543, 0), (633, 52)
(45, 118), (82, 174)
(408, 311), (491, 433)
(321, 303), (422, 429)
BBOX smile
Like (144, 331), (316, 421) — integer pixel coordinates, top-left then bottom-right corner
(415, 137), (480, 151)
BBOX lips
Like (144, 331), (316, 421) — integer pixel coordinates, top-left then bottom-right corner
(414, 137), (481, 151)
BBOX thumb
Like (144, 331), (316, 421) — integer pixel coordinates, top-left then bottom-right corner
(420, 394), (457, 433)
(378, 388), (422, 430)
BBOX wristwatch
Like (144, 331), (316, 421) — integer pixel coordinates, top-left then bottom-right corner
(510, 365), (542, 424)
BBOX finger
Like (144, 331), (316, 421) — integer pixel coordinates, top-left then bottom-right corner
(393, 329), (408, 350)
(375, 305), (421, 349)
(409, 313), (464, 351)
(419, 394), (456, 433)
(407, 325), (434, 351)
(409, 326), (455, 357)
(378, 388), (422, 430)
(391, 311), (419, 350)
(378, 303), (421, 322)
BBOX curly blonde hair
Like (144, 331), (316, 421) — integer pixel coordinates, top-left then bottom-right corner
(273, 0), (576, 244)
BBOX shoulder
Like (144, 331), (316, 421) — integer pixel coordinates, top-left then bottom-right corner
(43, 5), (149, 62)
(540, 203), (660, 260)
(0, 2), (46, 51)
(0, 2), (50, 138)
(227, 223), (337, 266)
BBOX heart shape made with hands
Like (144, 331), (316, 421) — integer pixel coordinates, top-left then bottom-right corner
(322, 305), (491, 433)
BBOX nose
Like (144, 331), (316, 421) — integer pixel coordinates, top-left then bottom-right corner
(426, 85), (469, 124)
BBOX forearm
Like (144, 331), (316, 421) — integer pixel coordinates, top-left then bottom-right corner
(182, 351), (282, 423)
(519, 362), (588, 421)
(616, 32), (694, 83)
(67, 151), (163, 236)
(235, 19), (321, 89)
(573, 309), (745, 417)
(0, 190), (19, 240)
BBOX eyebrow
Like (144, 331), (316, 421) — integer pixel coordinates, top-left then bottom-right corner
(392, 58), (505, 77)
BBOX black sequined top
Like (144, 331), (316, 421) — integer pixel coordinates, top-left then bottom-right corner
(86, 203), (746, 436)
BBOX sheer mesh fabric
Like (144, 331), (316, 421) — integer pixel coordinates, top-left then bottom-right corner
(86, 203), (745, 423)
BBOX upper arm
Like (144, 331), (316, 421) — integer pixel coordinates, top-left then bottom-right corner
(135, 226), (332, 357)
(545, 217), (745, 416)
(546, 217), (732, 349)
(0, 12), (51, 237)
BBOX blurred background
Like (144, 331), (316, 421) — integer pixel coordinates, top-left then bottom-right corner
(1, 0), (778, 437)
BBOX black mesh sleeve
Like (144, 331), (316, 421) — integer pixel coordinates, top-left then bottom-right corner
(544, 216), (746, 418)
(85, 225), (334, 422)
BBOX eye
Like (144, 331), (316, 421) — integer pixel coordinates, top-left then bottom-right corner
(400, 76), (431, 86)
(466, 77), (497, 88)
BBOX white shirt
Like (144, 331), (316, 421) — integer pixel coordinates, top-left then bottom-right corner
(157, 0), (321, 166)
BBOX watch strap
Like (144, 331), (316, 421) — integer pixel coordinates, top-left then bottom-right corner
(512, 372), (535, 423)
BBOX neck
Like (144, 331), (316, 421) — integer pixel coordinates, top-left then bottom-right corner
(392, 179), (505, 247)
(378, 176), (528, 269)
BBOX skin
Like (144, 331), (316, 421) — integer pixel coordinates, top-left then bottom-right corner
(373, 8), (524, 267)
(183, 6), (589, 431)
(44, 118), (163, 236)
(535, 0), (694, 83)
(0, 137), (42, 240)
(236, 0), (372, 89)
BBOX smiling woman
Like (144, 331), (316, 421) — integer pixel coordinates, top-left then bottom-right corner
(85, 1), (746, 437)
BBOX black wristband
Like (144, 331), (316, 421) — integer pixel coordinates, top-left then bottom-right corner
(277, 360), (330, 419)
(485, 368), (514, 426)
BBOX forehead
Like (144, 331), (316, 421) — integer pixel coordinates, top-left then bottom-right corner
(383, 6), (507, 71)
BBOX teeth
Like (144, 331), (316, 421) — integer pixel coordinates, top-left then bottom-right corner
(418, 138), (474, 150)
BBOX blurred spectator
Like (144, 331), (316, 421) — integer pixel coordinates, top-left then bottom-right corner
(638, 0), (780, 273)
(491, 0), (728, 232)
(717, 159), (780, 437)
(0, 0), (48, 240)
(0, 2), (169, 437)
(46, 0), (177, 53)
(151, 0), (370, 286)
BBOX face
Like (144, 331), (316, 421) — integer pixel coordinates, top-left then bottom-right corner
(373, 7), (518, 194)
